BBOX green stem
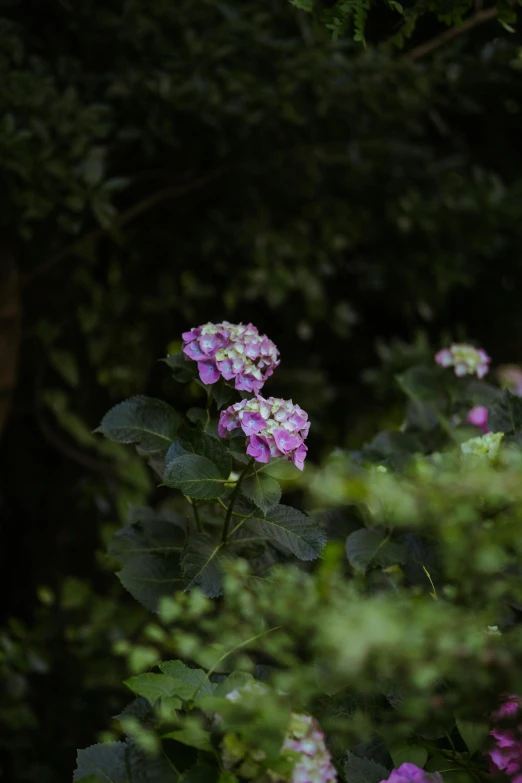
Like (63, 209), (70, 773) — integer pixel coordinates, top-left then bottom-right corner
(188, 498), (203, 533)
(221, 458), (254, 543)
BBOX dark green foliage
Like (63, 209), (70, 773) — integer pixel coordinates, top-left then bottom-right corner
(3, 0), (522, 780)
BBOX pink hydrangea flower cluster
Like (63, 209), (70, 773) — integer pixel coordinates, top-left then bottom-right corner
(218, 395), (309, 470)
(182, 321), (280, 393)
(467, 405), (489, 433)
(487, 695), (522, 783)
(435, 344), (490, 379)
(281, 713), (337, 783)
(380, 764), (443, 783)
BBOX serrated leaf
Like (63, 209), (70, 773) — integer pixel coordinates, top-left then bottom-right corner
(163, 454), (228, 500)
(118, 554), (183, 612)
(169, 427), (232, 477)
(159, 660), (216, 700)
(343, 752), (389, 783)
(241, 473), (281, 515)
(346, 529), (407, 571)
(162, 353), (196, 383)
(74, 742), (128, 783)
(488, 390), (522, 434)
(124, 673), (185, 705)
(389, 744), (428, 769)
(241, 505), (325, 560)
(210, 380), (234, 410)
(114, 698), (152, 725)
(96, 396), (180, 454)
(456, 718), (489, 756)
(125, 740), (179, 783)
(181, 536), (226, 596)
(109, 519), (185, 565)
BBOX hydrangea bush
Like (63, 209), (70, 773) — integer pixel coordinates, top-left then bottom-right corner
(74, 326), (522, 783)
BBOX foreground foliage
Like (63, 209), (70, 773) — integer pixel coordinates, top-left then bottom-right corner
(74, 324), (522, 782)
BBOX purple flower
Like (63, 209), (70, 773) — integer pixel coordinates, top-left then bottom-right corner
(467, 405), (489, 433)
(487, 695), (522, 783)
(435, 344), (490, 379)
(381, 763), (443, 783)
(181, 321), (280, 392)
(246, 434), (271, 463)
(219, 395), (310, 470)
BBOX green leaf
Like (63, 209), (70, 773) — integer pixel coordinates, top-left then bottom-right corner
(74, 742), (128, 783)
(343, 752), (389, 783)
(346, 529), (408, 571)
(159, 660), (216, 700)
(170, 427), (232, 477)
(389, 744), (428, 769)
(210, 379), (234, 410)
(241, 473), (281, 515)
(96, 396), (180, 454)
(488, 390), (522, 434)
(162, 353), (197, 383)
(163, 718), (212, 751)
(456, 718), (489, 756)
(213, 671), (255, 698)
(181, 762), (219, 783)
(125, 741), (179, 783)
(182, 536), (226, 597)
(117, 554), (183, 612)
(259, 459), (302, 481)
(163, 454), (229, 500)
(242, 505), (325, 560)
(124, 673), (185, 705)
(397, 366), (446, 405)
(109, 519), (185, 565)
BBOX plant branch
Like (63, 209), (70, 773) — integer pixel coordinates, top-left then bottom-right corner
(405, 3), (509, 62)
(221, 458), (254, 543)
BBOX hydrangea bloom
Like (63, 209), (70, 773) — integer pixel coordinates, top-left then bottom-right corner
(487, 695), (522, 783)
(498, 365), (522, 397)
(223, 687), (337, 783)
(461, 431), (503, 460)
(182, 321), (280, 393)
(281, 713), (337, 783)
(380, 764), (443, 783)
(380, 763), (443, 783)
(218, 395), (309, 470)
(466, 405), (489, 433)
(435, 344), (490, 379)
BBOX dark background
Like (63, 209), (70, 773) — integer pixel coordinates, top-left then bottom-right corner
(1, 0), (522, 779)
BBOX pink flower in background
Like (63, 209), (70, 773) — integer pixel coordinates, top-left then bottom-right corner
(380, 763), (443, 783)
(218, 395), (310, 470)
(466, 405), (489, 433)
(497, 365), (522, 397)
(487, 695), (522, 783)
(435, 344), (490, 379)
(282, 713), (337, 783)
(182, 321), (280, 393)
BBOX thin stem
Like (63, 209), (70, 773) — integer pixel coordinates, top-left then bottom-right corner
(221, 458), (254, 543)
(192, 625), (283, 699)
(188, 498), (203, 533)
